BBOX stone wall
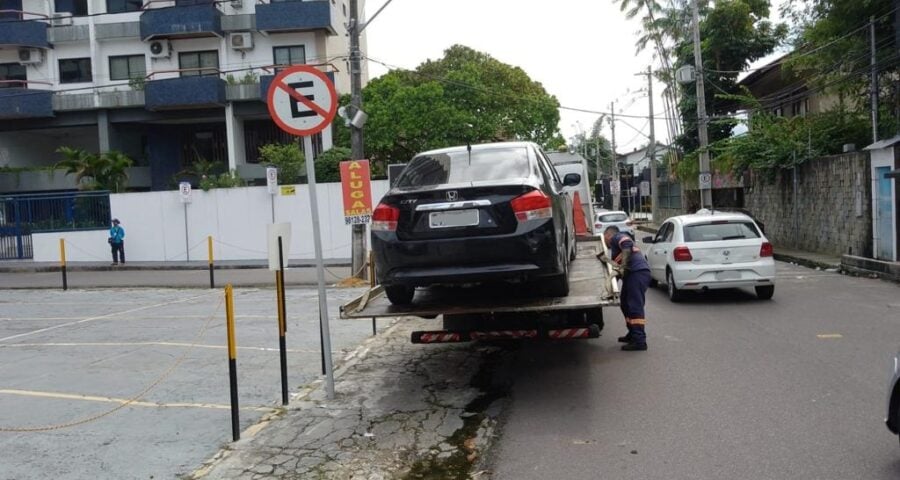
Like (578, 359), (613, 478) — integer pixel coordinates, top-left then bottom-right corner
(744, 152), (872, 257)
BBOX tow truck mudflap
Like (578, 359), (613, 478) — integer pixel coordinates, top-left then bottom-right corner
(410, 324), (601, 344)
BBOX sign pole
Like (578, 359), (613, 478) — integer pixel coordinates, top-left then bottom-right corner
(304, 135), (335, 399)
(277, 235), (289, 405)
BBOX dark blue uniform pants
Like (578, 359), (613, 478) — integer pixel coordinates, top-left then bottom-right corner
(620, 269), (651, 344)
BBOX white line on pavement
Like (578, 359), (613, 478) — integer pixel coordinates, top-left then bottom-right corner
(0, 388), (275, 412)
(0, 341), (316, 354)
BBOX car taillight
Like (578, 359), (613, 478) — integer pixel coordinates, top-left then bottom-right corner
(372, 203), (399, 231)
(626, 220), (634, 226)
(673, 245), (693, 262)
(760, 242), (773, 257)
(511, 190), (553, 222)
(595, 222), (603, 229)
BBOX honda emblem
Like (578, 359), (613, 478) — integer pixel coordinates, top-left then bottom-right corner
(446, 190), (458, 201)
(723, 250), (731, 256)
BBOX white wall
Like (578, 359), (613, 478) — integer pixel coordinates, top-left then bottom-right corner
(33, 181), (390, 262)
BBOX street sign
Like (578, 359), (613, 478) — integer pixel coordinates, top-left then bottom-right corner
(699, 172), (712, 189)
(610, 180), (621, 195)
(179, 181), (192, 203)
(280, 185), (296, 196)
(630, 186), (638, 196)
(266, 65), (338, 137)
(640, 181), (650, 197)
(340, 160), (373, 225)
(266, 166), (278, 194)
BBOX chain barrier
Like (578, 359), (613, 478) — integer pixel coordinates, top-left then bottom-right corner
(0, 295), (225, 433)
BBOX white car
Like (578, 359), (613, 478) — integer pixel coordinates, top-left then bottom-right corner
(595, 210), (634, 236)
(642, 211), (776, 301)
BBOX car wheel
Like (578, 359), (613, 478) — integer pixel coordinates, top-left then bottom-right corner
(585, 308), (604, 331)
(544, 257), (570, 297)
(755, 285), (775, 300)
(385, 285), (415, 305)
(569, 237), (577, 261)
(666, 269), (683, 302)
(649, 277), (659, 288)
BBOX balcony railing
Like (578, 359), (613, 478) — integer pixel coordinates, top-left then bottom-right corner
(0, 12), (50, 47)
(254, 0), (333, 34)
(144, 69), (227, 109)
(139, 1), (222, 40)
(0, 81), (54, 119)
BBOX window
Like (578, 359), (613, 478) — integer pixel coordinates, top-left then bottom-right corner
(108, 55), (146, 81)
(178, 51), (219, 77)
(55, 0), (87, 16)
(683, 221), (761, 243)
(273, 45), (306, 67)
(106, 0), (141, 13)
(599, 213), (628, 223)
(0, 0), (21, 20)
(396, 147), (530, 188)
(0, 63), (26, 88)
(59, 58), (92, 83)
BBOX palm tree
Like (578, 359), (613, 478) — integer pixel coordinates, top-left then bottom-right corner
(56, 147), (134, 191)
(99, 151), (133, 193)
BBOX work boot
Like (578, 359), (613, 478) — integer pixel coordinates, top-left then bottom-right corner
(617, 333), (633, 343)
(621, 342), (648, 351)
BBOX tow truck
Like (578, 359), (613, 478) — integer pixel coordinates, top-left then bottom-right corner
(340, 236), (620, 344)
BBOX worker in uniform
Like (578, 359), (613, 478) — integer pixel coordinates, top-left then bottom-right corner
(599, 226), (652, 351)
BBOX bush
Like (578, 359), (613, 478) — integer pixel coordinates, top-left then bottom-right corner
(258, 143), (305, 184)
(315, 147), (352, 182)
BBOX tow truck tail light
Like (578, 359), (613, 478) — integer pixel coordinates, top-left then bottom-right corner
(673, 245), (693, 262)
(760, 241), (773, 257)
(372, 203), (399, 231)
(511, 190), (553, 222)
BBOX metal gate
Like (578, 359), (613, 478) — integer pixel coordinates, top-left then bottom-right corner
(0, 192), (111, 260)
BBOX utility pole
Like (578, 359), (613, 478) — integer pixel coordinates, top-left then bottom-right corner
(610, 102), (620, 211)
(348, 0), (366, 278)
(644, 66), (658, 223)
(691, 0), (712, 210)
(870, 15), (879, 143)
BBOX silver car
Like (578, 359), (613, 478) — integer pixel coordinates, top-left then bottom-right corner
(594, 210), (634, 236)
(887, 350), (900, 444)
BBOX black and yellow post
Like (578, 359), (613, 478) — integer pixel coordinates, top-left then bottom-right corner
(369, 250), (376, 335)
(276, 236), (289, 405)
(208, 235), (215, 289)
(225, 284), (240, 441)
(59, 238), (67, 291)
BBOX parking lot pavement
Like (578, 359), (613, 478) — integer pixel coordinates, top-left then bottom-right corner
(0, 286), (387, 480)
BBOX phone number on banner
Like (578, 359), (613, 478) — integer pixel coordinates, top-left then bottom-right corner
(345, 215), (371, 225)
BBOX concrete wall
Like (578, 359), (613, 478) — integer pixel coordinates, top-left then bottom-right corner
(32, 180), (390, 262)
(744, 152), (872, 257)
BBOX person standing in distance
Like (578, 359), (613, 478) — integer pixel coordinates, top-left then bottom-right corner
(600, 225), (652, 351)
(109, 218), (125, 266)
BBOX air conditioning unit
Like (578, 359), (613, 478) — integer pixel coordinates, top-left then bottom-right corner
(18, 48), (43, 65)
(675, 65), (695, 85)
(50, 13), (73, 26)
(229, 32), (253, 50)
(149, 41), (171, 59)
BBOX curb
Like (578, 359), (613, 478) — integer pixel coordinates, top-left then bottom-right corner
(0, 262), (352, 274)
(772, 253), (840, 271)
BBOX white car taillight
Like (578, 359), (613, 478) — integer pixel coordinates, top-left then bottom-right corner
(372, 203), (399, 231)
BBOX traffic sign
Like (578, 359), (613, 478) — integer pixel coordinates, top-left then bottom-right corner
(266, 166), (278, 194)
(266, 65), (338, 137)
(640, 181), (650, 197)
(179, 181), (192, 203)
(610, 180), (621, 195)
(699, 172), (712, 189)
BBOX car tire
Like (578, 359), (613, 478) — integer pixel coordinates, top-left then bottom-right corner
(755, 285), (775, 300)
(649, 277), (659, 288)
(544, 257), (571, 297)
(569, 238), (577, 261)
(385, 285), (415, 305)
(666, 269), (683, 303)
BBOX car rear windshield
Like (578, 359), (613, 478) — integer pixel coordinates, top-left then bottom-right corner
(395, 147), (529, 188)
(599, 213), (627, 222)
(684, 221), (761, 242)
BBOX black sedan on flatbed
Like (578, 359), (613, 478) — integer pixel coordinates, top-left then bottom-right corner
(371, 142), (579, 305)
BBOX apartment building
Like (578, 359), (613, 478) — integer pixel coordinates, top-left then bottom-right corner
(0, 0), (366, 191)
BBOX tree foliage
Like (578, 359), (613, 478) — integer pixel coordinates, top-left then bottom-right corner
(55, 147), (133, 192)
(357, 45), (563, 164)
(258, 142), (305, 184)
(315, 146), (351, 183)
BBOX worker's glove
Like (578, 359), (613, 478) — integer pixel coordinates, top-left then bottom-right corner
(610, 264), (624, 278)
(596, 251), (610, 263)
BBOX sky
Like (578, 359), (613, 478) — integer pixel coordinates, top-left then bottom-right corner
(363, 0), (790, 154)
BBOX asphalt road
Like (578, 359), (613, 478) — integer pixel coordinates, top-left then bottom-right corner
(486, 262), (900, 480)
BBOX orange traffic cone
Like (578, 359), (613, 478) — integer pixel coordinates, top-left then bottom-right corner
(573, 191), (588, 236)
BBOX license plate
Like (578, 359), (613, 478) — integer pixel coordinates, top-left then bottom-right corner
(429, 209), (479, 228)
(715, 271), (741, 281)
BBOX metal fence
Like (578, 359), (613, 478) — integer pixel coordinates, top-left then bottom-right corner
(0, 191), (110, 260)
(658, 181), (682, 209)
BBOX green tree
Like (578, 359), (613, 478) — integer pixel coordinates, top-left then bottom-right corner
(315, 146), (351, 183)
(359, 45), (563, 164)
(55, 147), (134, 192)
(258, 142), (305, 184)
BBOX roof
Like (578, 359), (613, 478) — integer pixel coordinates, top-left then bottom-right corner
(737, 53), (790, 87)
(417, 141), (537, 156)
(671, 210), (754, 225)
(864, 134), (900, 151)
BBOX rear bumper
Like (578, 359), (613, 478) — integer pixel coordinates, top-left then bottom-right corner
(373, 220), (562, 287)
(671, 261), (776, 290)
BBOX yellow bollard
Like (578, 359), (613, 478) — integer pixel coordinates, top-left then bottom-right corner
(208, 236), (215, 289)
(224, 284), (239, 441)
(59, 238), (67, 291)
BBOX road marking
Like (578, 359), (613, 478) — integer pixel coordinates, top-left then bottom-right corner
(0, 292), (218, 344)
(0, 341), (315, 354)
(1, 314), (276, 321)
(816, 334), (843, 339)
(0, 389), (275, 412)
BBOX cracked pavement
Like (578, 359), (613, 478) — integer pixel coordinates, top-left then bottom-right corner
(194, 318), (511, 480)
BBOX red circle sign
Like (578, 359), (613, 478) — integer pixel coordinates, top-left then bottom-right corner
(266, 65), (338, 137)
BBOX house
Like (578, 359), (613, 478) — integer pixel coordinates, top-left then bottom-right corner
(737, 54), (840, 120)
(0, 0), (364, 193)
(620, 142), (665, 176)
(864, 135), (900, 262)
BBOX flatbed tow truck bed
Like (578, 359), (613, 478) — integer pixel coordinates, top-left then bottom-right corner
(340, 238), (620, 343)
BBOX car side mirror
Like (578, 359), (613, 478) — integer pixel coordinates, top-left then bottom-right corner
(562, 173), (581, 187)
(642, 236), (655, 244)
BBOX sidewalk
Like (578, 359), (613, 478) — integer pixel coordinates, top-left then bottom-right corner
(0, 259), (350, 273)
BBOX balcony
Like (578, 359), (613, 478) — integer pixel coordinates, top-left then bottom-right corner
(52, 90), (146, 111)
(48, 24), (89, 43)
(255, 0), (334, 34)
(95, 21), (141, 40)
(0, 87), (53, 119)
(140, 2), (222, 40)
(144, 75), (226, 110)
(0, 18), (50, 48)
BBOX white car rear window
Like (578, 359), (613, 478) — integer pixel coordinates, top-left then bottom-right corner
(684, 221), (761, 242)
(599, 213), (627, 222)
